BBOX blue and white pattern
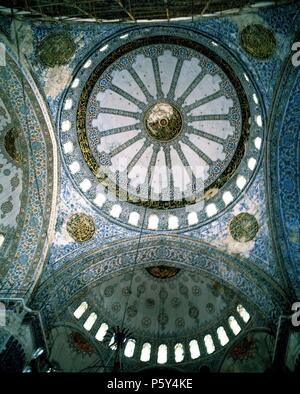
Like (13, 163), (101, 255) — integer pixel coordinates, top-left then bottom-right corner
(0, 4), (299, 364)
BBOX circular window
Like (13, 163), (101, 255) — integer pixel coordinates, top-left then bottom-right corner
(59, 27), (264, 231)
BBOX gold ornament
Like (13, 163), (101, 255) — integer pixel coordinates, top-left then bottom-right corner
(38, 32), (76, 67)
(145, 102), (182, 142)
(240, 24), (276, 59)
(67, 213), (95, 242)
(229, 212), (259, 242)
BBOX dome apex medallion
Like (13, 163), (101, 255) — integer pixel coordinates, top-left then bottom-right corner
(145, 101), (183, 142)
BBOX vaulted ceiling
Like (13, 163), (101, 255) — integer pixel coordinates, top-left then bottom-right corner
(0, 0), (299, 373)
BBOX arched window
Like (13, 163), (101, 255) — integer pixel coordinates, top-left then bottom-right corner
(148, 214), (159, 230)
(204, 334), (215, 354)
(109, 334), (117, 350)
(64, 98), (73, 110)
(222, 191), (233, 205)
(94, 193), (106, 208)
(80, 178), (92, 192)
(189, 340), (200, 359)
(228, 316), (241, 335)
(63, 141), (73, 154)
(188, 212), (198, 225)
(83, 59), (92, 69)
(217, 326), (229, 346)
(71, 78), (80, 88)
(0, 301), (5, 327)
(61, 120), (71, 131)
(95, 323), (108, 341)
(256, 114), (262, 127)
(237, 304), (250, 323)
(168, 215), (179, 229)
(124, 339), (136, 358)
(140, 342), (151, 362)
(236, 175), (246, 190)
(174, 343), (184, 363)
(100, 44), (109, 52)
(69, 161), (80, 174)
(0, 233), (5, 248)
(128, 212), (140, 226)
(73, 302), (88, 319)
(248, 157), (257, 171)
(83, 312), (97, 331)
(254, 137), (262, 150)
(157, 344), (167, 364)
(110, 204), (122, 218)
(206, 203), (218, 217)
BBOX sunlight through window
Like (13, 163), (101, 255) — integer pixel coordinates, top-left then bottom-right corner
(157, 344), (167, 364)
(64, 98), (73, 110)
(237, 304), (250, 323)
(71, 78), (79, 88)
(188, 212), (198, 225)
(124, 339), (136, 358)
(83, 312), (97, 331)
(69, 161), (80, 174)
(256, 115), (262, 127)
(73, 302), (88, 319)
(110, 204), (122, 218)
(128, 212), (140, 226)
(228, 316), (241, 335)
(174, 343), (184, 363)
(236, 175), (246, 190)
(217, 326), (229, 346)
(83, 59), (92, 68)
(168, 215), (179, 230)
(204, 334), (215, 354)
(63, 141), (73, 154)
(80, 178), (92, 192)
(61, 120), (71, 131)
(95, 323), (108, 341)
(189, 340), (200, 359)
(206, 203), (218, 217)
(148, 214), (159, 230)
(222, 191), (233, 205)
(248, 157), (257, 171)
(109, 334), (117, 350)
(140, 343), (151, 362)
(94, 193), (106, 207)
(254, 137), (262, 150)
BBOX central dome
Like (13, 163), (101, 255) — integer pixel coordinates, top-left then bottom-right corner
(81, 37), (247, 207)
(60, 28), (263, 230)
(145, 102), (182, 142)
